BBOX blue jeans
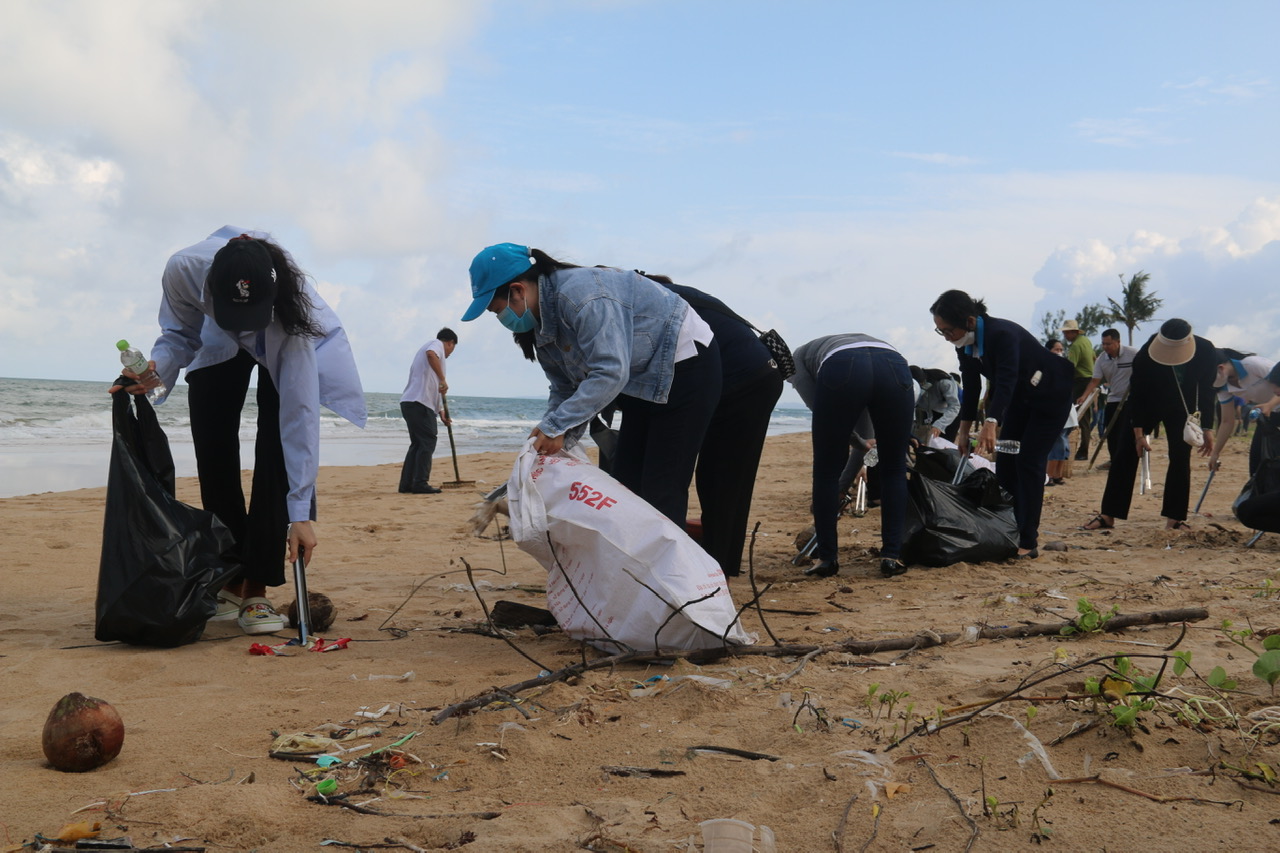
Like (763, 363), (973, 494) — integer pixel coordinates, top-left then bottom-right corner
(810, 347), (914, 562)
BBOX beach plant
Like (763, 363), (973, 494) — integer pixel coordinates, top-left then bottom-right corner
(879, 689), (909, 724)
(863, 682), (881, 717)
(1216, 619), (1280, 693)
(1060, 597), (1119, 636)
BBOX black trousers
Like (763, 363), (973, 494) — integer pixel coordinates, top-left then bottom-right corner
(1101, 406), (1194, 522)
(694, 361), (783, 576)
(1236, 488), (1280, 533)
(810, 347), (914, 562)
(399, 401), (439, 492)
(186, 349), (291, 587)
(996, 399), (1069, 550)
(614, 340), (722, 528)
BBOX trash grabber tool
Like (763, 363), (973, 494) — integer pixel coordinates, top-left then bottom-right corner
(1089, 397), (1127, 470)
(292, 547), (311, 646)
(1194, 470), (1215, 514)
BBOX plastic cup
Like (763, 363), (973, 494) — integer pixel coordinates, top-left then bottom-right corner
(699, 819), (755, 852)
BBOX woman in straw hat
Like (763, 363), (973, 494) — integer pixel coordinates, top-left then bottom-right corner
(1082, 318), (1218, 531)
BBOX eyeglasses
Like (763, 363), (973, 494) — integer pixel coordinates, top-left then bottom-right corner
(934, 325), (956, 337)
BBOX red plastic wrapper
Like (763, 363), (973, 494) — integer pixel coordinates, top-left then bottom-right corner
(313, 637), (351, 653)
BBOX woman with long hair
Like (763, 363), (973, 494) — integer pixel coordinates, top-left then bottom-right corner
(112, 227), (366, 634)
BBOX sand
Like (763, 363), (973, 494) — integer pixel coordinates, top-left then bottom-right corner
(3, 431), (1279, 852)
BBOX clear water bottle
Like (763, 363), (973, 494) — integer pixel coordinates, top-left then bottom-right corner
(863, 446), (879, 467)
(995, 439), (1021, 454)
(116, 340), (167, 403)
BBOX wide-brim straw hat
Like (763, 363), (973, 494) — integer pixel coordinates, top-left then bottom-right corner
(1148, 320), (1196, 366)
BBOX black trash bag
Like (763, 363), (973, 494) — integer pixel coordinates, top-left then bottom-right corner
(911, 445), (964, 482)
(1235, 418), (1280, 534)
(95, 382), (239, 646)
(902, 468), (1019, 567)
(1234, 458), (1280, 534)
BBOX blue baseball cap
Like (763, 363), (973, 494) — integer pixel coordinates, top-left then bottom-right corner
(461, 243), (535, 321)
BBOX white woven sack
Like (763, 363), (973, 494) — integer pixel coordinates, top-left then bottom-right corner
(507, 440), (754, 652)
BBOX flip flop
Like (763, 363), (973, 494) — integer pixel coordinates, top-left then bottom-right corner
(1081, 514), (1114, 531)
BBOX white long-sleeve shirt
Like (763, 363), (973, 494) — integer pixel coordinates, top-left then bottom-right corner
(149, 225), (367, 521)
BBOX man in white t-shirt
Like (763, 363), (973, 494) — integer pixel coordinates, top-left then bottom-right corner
(399, 328), (457, 494)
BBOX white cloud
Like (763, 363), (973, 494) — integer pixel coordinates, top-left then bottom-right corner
(1033, 196), (1280, 355)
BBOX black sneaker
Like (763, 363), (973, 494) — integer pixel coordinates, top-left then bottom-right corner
(409, 485), (442, 494)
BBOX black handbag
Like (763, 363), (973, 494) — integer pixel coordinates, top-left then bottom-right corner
(756, 328), (796, 380)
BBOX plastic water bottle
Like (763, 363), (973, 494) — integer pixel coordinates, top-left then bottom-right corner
(116, 340), (167, 403)
(995, 439), (1021, 454)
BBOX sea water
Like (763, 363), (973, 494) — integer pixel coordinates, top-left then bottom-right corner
(0, 377), (811, 498)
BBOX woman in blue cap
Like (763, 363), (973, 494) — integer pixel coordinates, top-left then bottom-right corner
(461, 243), (722, 528)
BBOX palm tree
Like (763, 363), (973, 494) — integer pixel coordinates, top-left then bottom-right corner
(1106, 271), (1163, 345)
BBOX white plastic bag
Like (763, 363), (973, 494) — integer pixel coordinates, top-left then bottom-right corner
(507, 440), (754, 652)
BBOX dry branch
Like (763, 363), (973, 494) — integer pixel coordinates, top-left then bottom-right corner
(431, 607), (1208, 724)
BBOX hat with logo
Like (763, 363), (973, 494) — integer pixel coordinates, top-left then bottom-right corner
(462, 243), (535, 321)
(208, 236), (278, 332)
(1061, 319), (1081, 332)
(1148, 318), (1196, 366)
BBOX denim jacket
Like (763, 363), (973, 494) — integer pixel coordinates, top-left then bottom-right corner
(534, 266), (688, 440)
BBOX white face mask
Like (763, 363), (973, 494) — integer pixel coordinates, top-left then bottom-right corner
(953, 330), (976, 349)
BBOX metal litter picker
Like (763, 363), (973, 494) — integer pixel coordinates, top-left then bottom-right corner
(292, 546), (311, 646)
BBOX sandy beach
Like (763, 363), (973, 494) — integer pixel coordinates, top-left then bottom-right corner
(3, 431), (1279, 852)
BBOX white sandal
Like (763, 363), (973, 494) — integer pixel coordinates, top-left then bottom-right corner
(211, 590), (243, 622)
(237, 597), (285, 635)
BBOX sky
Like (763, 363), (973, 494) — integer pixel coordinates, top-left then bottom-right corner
(2, 0), (1278, 407)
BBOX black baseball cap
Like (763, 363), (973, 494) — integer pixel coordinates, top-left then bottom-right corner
(208, 236), (278, 332)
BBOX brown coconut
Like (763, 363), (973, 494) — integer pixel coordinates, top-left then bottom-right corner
(286, 591), (336, 632)
(42, 692), (124, 772)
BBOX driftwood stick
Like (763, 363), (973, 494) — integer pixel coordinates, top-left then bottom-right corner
(1054, 775), (1242, 807)
(832, 793), (858, 853)
(432, 608), (1208, 724)
(686, 745), (780, 761)
(830, 607), (1207, 655)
